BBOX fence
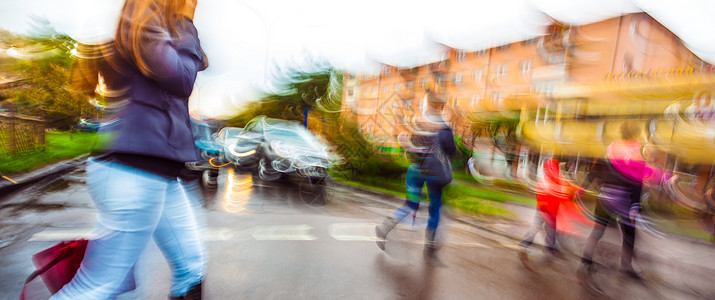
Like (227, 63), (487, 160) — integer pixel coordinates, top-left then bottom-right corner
(0, 108), (45, 155)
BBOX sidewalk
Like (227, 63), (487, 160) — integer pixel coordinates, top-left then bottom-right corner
(0, 155), (87, 198)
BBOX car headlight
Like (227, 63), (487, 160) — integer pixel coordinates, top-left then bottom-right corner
(228, 144), (256, 157)
(271, 141), (298, 158)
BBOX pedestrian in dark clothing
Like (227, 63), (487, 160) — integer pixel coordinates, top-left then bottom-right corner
(578, 121), (669, 280)
(54, 0), (208, 299)
(375, 93), (456, 261)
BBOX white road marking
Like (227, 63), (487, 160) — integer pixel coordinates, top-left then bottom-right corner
(27, 224), (497, 248)
(249, 224), (317, 241)
(202, 227), (249, 241)
(451, 241), (490, 248)
(29, 229), (93, 241)
(328, 223), (378, 241)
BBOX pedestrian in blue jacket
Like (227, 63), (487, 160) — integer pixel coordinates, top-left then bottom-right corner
(54, 0), (208, 299)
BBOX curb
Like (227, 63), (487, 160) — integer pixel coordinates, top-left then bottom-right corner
(0, 155), (88, 198)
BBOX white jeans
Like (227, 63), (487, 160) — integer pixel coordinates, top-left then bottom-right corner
(51, 158), (206, 299)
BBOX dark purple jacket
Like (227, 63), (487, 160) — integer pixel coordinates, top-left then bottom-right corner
(100, 17), (207, 162)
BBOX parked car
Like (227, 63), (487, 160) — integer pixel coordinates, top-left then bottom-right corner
(228, 116), (337, 182)
(223, 120), (263, 169)
(72, 118), (101, 132)
(191, 120), (222, 160)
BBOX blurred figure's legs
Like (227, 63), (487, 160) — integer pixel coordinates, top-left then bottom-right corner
(51, 159), (205, 299)
(394, 165), (426, 221)
(425, 179), (445, 244)
(543, 214), (557, 253)
(520, 212), (557, 251)
(520, 213), (544, 248)
(154, 181), (206, 297)
(180, 177), (208, 228)
(618, 218), (637, 273)
(376, 165), (424, 250)
(581, 200), (610, 267)
(52, 159), (168, 299)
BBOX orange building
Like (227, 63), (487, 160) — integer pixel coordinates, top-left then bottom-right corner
(342, 12), (713, 153)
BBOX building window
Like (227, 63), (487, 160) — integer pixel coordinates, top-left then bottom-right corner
(475, 49), (488, 56)
(394, 83), (400, 90)
(623, 54), (633, 71)
(347, 88), (354, 96)
(450, 96), (459, 108)
(492, 92), (504, 101)
(495, 64), (508, 78)
(372, 86), (378, 96)
(519, 60), (533, 77)
(497, 44), (511, 51)
(549, 54), (564, 64)
(536, 82), (556, 94)
(407, 81), (414, 89)
(521, 38), (538, 46)
(454, 72), (463, 85)
(471, 95), (481, 107)
(384, 67), (391, 75)
(472, 68), (484, 81)
(383, 85), (389, 94)
(419, 78), (428, 89)
(456, 50), (466, 60)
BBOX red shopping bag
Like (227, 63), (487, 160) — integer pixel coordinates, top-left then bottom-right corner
(20, 239), (88, 300)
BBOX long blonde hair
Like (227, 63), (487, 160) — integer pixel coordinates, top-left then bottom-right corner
(115, 0), (188, 78)
(71, 0), (189, 95)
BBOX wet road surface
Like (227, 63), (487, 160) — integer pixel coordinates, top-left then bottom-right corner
(0, 166), (704, 299)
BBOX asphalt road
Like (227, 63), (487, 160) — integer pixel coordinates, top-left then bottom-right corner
(0, 167), (705, 299)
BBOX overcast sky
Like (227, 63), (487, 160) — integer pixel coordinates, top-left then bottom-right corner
(1, 0), (713, 118)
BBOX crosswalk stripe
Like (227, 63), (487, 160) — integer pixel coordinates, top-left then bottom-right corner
(250, 224), (317, 241)
(29, 229), (93, 241)
(27, 225), (497, 248)
(328, 223), (378, 241)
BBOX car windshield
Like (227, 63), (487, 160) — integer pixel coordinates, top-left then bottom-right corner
(219, 127), (243, 141)
(266, 128), (306, 144)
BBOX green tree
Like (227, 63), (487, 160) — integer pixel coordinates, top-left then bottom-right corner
(4, 18), (94, 129)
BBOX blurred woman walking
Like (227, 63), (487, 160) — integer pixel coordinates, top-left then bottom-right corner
(54, 0), (209, 298)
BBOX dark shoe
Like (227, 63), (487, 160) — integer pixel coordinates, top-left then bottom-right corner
(576, 262), (594, 284)
(170, 281), (202, 300)
(619, 267), (644, 280)
(424, 245), (446, 266)
(375, 216), (399, 251)
(184, 281), (202, 300)
(578, 263), (606, 296)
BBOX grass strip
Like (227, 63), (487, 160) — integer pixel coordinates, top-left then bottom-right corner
(0, 131), (95, 174)
(331, 173), (516, 218)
